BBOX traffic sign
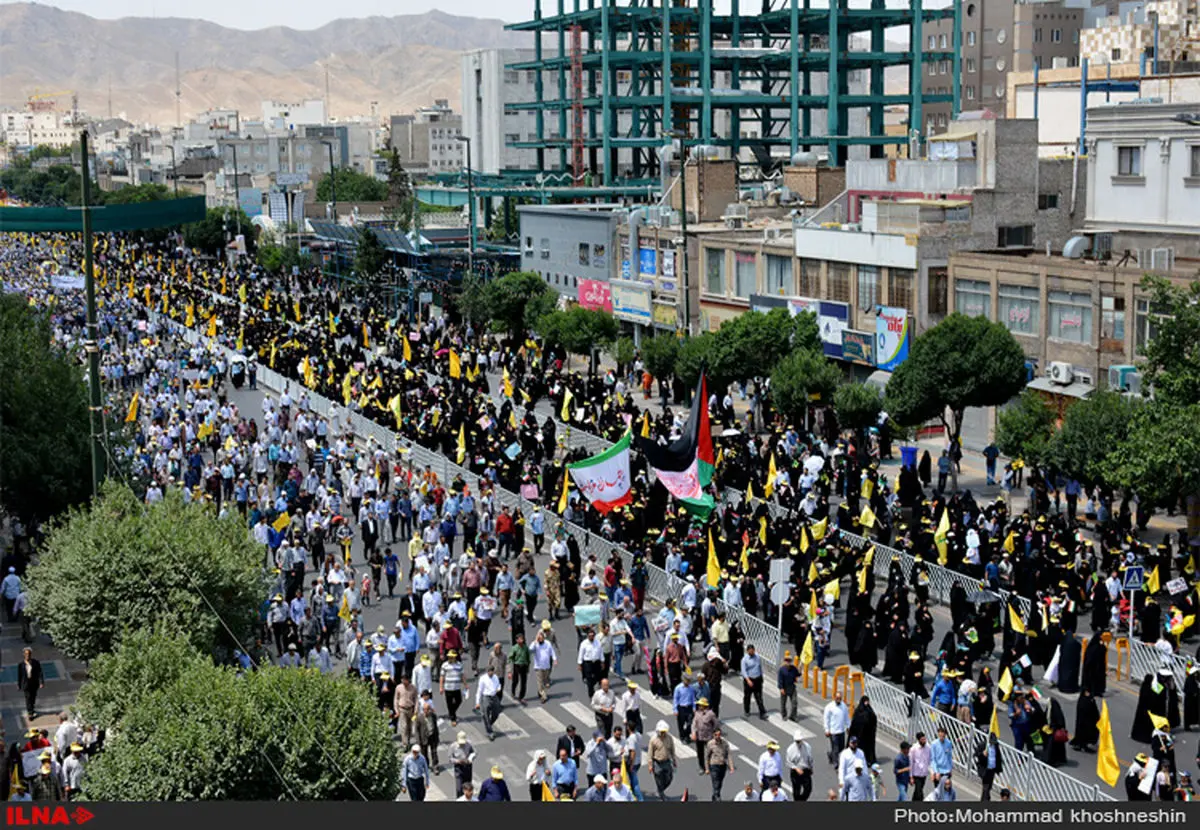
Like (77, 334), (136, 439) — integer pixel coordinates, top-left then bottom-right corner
(769, 559), (792, 605)
(1122, 566), (1145, 591)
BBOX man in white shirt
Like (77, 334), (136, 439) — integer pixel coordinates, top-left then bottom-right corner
(837, 735), (867, 787)
(823, 691), (851, 764)
(733, 781), (760, 802)
(474, 665), (503, 740)
(756, 740), (784, 791)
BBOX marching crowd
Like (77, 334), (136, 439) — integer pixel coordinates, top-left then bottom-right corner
(2, 228), (1199, 803)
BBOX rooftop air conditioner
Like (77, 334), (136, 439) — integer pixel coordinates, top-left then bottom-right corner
(1048, 361), (1074, 385)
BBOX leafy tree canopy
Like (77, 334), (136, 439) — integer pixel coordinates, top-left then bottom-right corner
(834, 382), (884, 435)
(353, 227), (389, 279)
(769, 348), (843, 426)
(316, 166), (388, 203)
(0, 294), (93, 522)
(256, 242), (312, 275)
(183, 208), (257, 256)
(1104, 400), (1200, 506)
(462, 271), (556, 339)
(996, 390), (1057, 468)
(28, 483), (264, 662)
(1050, 390), (1140, 490)
(1137, 276), (1200, 407)
(640, 335), (680, 384)
(81, 665), (401, 801)
(104, 183), (172, 205)
(536, 307), (619, 366)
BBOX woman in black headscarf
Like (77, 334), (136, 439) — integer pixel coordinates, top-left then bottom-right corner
(854, 620), (878, 675)
(1055, 633), (1081, 694)
(882, 620), (909, 683)
(1071, 688), (1101, 751)
(950, 582), (969, 631)
(848, 695), (879, 765)
(1042, 698), (1069, 767)
(1184, 664), (1200, 731)
(1080, 636), (1108, 697)
(1089, 580), (1110, 632)
(918, 450), (932, 489)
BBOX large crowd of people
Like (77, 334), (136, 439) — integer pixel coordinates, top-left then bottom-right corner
(2, 228), (1198, 803)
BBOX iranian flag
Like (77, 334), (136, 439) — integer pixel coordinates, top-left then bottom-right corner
(637, 370), (715, 516)
(567, 431), (633, 513)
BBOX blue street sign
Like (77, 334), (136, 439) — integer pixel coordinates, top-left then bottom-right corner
(1123, 566), (1145, 591)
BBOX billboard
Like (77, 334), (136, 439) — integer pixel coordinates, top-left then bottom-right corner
(239, 187), (263, 218)
(652, 303), (678, 328)
(638, 247), (657, 278)
(611, 279), (652, 323)
(577, 278), (612, 313)
(749, 294), (848, 360)
(841, 329), (875, 366)
(875, 305), (910, 370)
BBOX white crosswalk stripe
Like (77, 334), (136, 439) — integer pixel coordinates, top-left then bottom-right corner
(525, 704), (569, 735)
(493, 712), (531, 740)
(721, 717), (777, 750)
(425, 778), (453, 801)
(640, 694), (675, 716)
(559, 700), (598, 728)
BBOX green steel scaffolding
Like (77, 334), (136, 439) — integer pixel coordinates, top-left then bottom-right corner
(507, 0), (961, 179)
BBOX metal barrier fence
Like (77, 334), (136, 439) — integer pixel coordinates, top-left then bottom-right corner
(162, 310), (1118, 802)
(860, 673), (1116, 802)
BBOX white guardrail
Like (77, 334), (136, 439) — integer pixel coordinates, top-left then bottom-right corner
(152, 311), (1123, 803)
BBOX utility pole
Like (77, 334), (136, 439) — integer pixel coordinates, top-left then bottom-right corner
(456, 135), (475, 278)
(231, 143), (242, 238)
(79, 130), (106, 497)
(670, 133), (692, 336)
(166, 144), (179, 198)
(324, 140), (339, 279)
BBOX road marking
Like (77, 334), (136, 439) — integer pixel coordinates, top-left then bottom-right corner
(560, 700), (599, 728)
(493, 712), (531, 740)
(722, 717), (777, 749)
(641, 694), (675, 715)
(424, 778), (453, 801)
(526, 705), (568, 735)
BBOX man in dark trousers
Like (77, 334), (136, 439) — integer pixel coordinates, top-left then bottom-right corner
(361, 514), (380, 560)
(17, 648), (43, 718)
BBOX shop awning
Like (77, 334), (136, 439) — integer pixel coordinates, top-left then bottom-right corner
(1027, 376), (1096, 400)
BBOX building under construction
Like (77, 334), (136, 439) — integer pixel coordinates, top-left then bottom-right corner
(506, 0), (962, 184)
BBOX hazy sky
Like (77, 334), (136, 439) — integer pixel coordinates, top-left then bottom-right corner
(1, 0), (535, 28)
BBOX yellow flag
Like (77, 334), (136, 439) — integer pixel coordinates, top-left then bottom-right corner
(811, 516), (827, 541)
(456, 424), (466, 464)
(262, 290), (271, 311)
(389, 394), (403, 428)
(294, 299), (302, 322)
(328, 312), (337, 334)
(303, 357), (316, 389)
(273, 512), (290, 532)
(934, 508), (950, 565)
(509, 410), (518, 429)
(557, 472), (570, 514)
(143, 284), (151, 306)
(541, 781), (555, 802)
(1096, 701), (1120, 787)
(746, 480), (755, 504)
(799, 525), (810, 554)
(239, 283), (247, 303)
(338, 593), (353, 623)
(449, 350), (462, 379)
(124, 391), (139, 423)
(763, 454), (777, 499)
(402, 336), (412, 362)
(1003, 531), (1016, 554)
(206, 316), (217, 338)
(560, 387), (574, 421)
(1144, 566), (1160, 595)
(758, 516), (768, 545)
(362, 322), (370, 349)
(859, 502), (877, 530)
(342, 372), (353, 406)
(621, 757), (631, 789)
(1008, 604), (1026, 634)
(185, 303), (195, 328)
(220, 274), (227, 295)
(997, 667), (1013, 701)
(640, 411), (651, 438)
(502, 369), (514, 399)
(236, 326), (244, 351)
(858, 563), (869, 594)
(807, 560), (818, 583)
(799, 630), (815, 667)
(989, 701), (1001, 737)
(706, 531), (721, 589)
(1148, 712), (1170, 731)
(740, 538), (751, 573)
(269, 340), (277, 369)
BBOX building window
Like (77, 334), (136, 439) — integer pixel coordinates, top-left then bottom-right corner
(1111, 48), (1122, 61)
(956, 279), (991, 318)
(766, 255), (793, 295)
(827, 262), (851, 303)
(998, 224), (1033, 247)
(1051, 28), (1062, 42)
(504, 70), (520, 84)
(929, 62), (937, 76)
(540, 238), (550, 260)
(706, 249), (726, 294)
(798, 259), (819, 297)
(998, 284), (1040, 335)
(1101, 295), (1126, 347)
(505, 133), (520, 145)
(1117, 145), (1142, 176)
(965, 86), (976, 100)
(1048, 290), (1093, 343)
(967, 31), (976, 46)
(966, 58), (976, 73)
(856, 265), (879, 311)
(1034, 28), (1043, 43)
(1073, 30), (1079, 44)
(927, 267), (949, 316)
(928, 35), (937, 49)
(1037, 193), (1059, 210)
(939, 34), (948, 48)
(734, 252), (756, 298)
(1189, 145), (1200, 178)
(1135, 298), (1170, 349)
(888, 268), (914, 312)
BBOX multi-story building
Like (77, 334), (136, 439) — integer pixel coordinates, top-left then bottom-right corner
(389, 100), (463, 178)
(261, 99), (327, 131)
(215, 134), (338, 195)
(922, 0), (1097, 137)
(1080, 0), (1197, 66)
(461, 49), (541, 176)
(303, 122), (381, 175)
(1083, 99), (1200, 257)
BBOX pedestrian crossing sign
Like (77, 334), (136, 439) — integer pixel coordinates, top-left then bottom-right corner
(1122, 566), (1144, 591)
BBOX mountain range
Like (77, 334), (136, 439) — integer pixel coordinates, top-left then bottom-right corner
(0, 3), (529, 126)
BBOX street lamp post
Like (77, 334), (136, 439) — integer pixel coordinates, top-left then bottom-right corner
(668, 132), (692, 336)
(166, 144), (179, 198)
(230, 143), (242, 239)
(455, 135), (475, 278)
(78, 130), (105, 496)
(324, 141), (340, 280)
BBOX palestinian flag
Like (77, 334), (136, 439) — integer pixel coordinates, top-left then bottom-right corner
(567, 431), (633, 514)
(637, 370), (715, 516)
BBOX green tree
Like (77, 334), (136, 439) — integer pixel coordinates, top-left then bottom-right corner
(104, 182), (172, 204)
(28, 483), (263, 662)
(81, 664), (401, 800)
(1105, 401), (1200, 511)
(834, 382), (884, 443)
(996, 390), (1057, 468)
(1136, 276), (1200, 406)
(712, 308), (813, 386)
(536, 307), (619, 373)
(641, 335), (680, 385)
(383, 146), (414, 231)
(769, 348), (843, 428)
(0, 294), (93, 523)
(885, 313), (1026, 490)
(256, 242), (312, 275)
(483, 197), (531, 242)
(675, 332), (718, 392)
(455, 275), (490, 325)
(479, 271), (556, 339)
(316, 166), (388, 203)
(183, 208), (257, 256)
(1050, 390), (1139, 490)
(609, 336), (636, 371)
(75, 627), (208, 729)
(353, 227), (389, 279)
